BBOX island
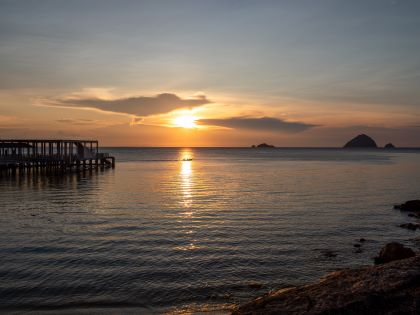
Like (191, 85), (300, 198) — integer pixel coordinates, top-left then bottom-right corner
(343, 134), (378, 148)
(384, 143), (396, 149)
(252, 143), (275, 148)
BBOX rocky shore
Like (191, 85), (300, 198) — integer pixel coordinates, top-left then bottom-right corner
(233, 200), (420, 315)
(233, 251), (420, 314)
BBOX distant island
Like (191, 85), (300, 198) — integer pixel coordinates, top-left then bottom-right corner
(250, 136), (400, 149)
(251, 143), (275, 148)
(343, 134), (378, 148)
(343, 134), (397, 149)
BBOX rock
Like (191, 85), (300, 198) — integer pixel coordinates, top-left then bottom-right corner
(400, 223), (420, 231)
(374, 242), (415, 265)
(353, 243), (361, 248)
(359, 238), (366, 243)
(321, 249), (337, 258)
(255, 143), (275, 148)
(394, 200), (420, 212)
(233, 253), (420, 315)
(343, 134), (378, 148)
(384, 143), (396, 149)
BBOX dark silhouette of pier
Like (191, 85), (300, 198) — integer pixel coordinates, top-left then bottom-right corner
(0, 139), (115, 174)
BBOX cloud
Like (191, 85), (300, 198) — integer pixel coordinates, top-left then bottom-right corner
(197, 117), (316, 132)
(54, 93), (210, 117)
(56, 118), (94, 125)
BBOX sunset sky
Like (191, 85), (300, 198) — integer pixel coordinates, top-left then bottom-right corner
(1, 0), (419, 147)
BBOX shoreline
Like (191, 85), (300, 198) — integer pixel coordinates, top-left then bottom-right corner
(232, 200), (420, 314)
(233, 252), (420, 314)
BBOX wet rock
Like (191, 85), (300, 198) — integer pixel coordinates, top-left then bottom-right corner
(353, 243), (361, 248)
(374, 242), (415, 265)
(394, 200), (420, 212)
(321, 250), (337, 258)
(343, 134), (378, 148)
(233, 253), (420, 315)
(400, 223), (420, 231)
(384, 143), (396, 149)
(359, 238), (366, 243)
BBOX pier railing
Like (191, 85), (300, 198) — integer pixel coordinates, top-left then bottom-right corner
(0, 139), (115, 173)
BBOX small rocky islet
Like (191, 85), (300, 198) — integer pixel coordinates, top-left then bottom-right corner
(343, 133), (378, 148)
(233, 200), (420, 314)
(251, 143), (275, 148)
(252, 134), (397, 149)
(343, 134), (397, 149)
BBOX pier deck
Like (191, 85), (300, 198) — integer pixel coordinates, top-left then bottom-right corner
(0, 139), (115, 174)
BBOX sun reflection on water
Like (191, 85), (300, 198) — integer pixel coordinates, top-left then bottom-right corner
(180, 162), (192, 209)
(179, 149), (194, 211)
(176, 149), (200, 251)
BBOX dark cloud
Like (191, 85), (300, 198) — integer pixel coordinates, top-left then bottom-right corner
(56, 119), (94, 125)
(57, 93), (210, 117)
(198, 117), (316, 133)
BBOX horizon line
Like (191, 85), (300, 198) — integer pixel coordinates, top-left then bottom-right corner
(101, 146), (420, 149)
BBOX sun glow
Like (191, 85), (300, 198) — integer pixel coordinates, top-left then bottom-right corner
(173, 114), (198, 129)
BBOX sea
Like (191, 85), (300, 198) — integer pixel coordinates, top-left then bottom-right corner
(1, 148), (420, 314)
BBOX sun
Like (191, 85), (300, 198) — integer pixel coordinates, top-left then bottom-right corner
(173, 115), (198, 129)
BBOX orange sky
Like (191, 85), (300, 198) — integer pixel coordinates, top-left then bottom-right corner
(1, 1), (420, 147)
(1, 88), (419, 147)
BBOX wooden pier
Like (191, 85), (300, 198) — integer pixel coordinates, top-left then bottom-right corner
(0, 139), (115, 174)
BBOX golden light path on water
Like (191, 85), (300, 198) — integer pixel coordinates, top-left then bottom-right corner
(180, 160), (193, 210)
(175, 148), (198, 251)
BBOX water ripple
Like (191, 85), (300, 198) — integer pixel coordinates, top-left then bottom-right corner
(0, 148), (419, 312)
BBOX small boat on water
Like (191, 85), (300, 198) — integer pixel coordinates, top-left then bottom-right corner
(182, 157), (193, 161)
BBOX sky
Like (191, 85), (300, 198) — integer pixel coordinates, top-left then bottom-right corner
(0, 0), (419, 147)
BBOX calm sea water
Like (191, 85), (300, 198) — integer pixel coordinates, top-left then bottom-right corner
(1, 148), (420, 314)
